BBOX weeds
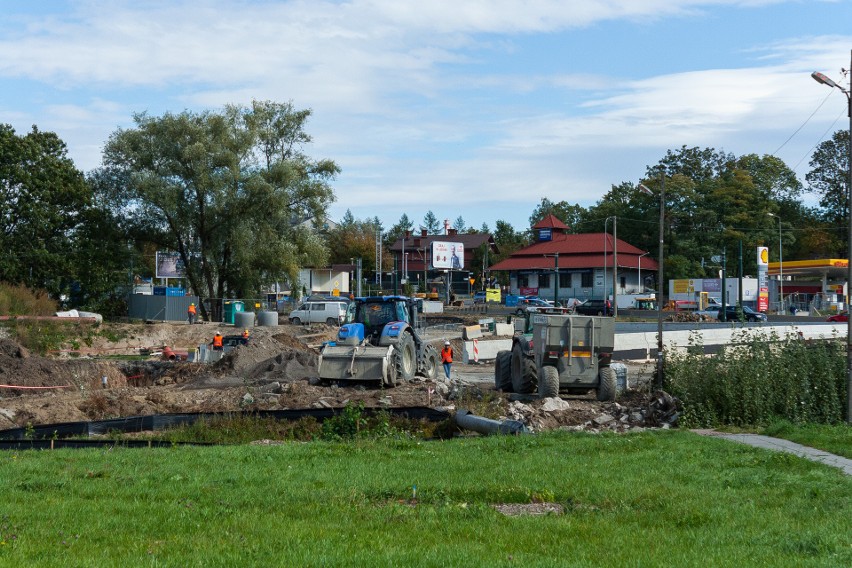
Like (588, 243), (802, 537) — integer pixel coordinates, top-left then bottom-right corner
(667, 329), (847, 427)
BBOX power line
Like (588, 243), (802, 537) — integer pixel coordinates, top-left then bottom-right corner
(772, 88), (835, 156)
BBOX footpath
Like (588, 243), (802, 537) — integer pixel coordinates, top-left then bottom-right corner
(692, 430), (852, 476)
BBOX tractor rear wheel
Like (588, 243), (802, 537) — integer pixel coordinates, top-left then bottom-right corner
(419, 344), (439, 380)
(597, 366), (616, 401)
(539, 365), (559, 398)
(390, 332), (416, 386)
(494, 350), (512, 391)
(511, 342), (537, 394)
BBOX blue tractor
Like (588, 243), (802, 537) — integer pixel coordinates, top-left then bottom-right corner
(317, 296), (440, 386)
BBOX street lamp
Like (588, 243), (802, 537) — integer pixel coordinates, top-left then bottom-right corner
(768, 213), (783, 313)
(639, 172), (665, 390)
(638, 252), (650, 292)
(604, 216), (616, 313)
(812, 53), (852, 423)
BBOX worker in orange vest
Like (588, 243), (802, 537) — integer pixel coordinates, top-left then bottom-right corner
(211, 332), (224, 351)
(440, 340), (453, 380)
(242, 328), (250, 340)
(187, 302), (196, 324)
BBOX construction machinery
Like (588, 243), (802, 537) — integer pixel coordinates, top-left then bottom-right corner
(317, 296), (440, 386)
(496, 312), (617, 401)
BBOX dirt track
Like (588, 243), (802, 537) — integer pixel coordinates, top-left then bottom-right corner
(0, 317), (665, 434)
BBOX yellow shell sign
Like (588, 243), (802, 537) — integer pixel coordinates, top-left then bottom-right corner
(757, 247), (768, 266)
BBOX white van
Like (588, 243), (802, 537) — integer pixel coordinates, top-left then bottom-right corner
(289, 301), (347, 326)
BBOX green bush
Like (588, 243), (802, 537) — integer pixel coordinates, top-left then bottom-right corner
(667, 329), (847, 427)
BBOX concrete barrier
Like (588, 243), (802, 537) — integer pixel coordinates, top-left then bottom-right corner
(422, 301), (443, 314)
(463, 339), (512, 363)
(494, 322), (514, 336)
(615, 323), (845, 360)
(462, 325), (483, 340)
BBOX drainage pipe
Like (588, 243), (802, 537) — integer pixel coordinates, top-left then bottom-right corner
(455, 409), (528, 435)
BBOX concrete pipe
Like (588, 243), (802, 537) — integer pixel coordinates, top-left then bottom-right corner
(257, 311), (279, 327)
(234, 311), (255, 329)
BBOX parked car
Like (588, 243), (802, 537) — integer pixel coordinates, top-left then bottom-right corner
(827, 311), (848, 322)
(696, 306), (722, 320)
(573, 299), (613, 317)
(701, 305), (767, 322)
(473, 291), (487, 304)
(514, 297), (555, 316)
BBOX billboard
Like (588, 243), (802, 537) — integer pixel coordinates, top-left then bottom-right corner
(155, 252), (186, 279)
(431, 241), (464, 269)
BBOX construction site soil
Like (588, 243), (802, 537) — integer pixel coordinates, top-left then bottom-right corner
(0, 315), (667, 435)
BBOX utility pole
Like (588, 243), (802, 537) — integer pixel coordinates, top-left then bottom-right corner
(613, 217), (618, 318)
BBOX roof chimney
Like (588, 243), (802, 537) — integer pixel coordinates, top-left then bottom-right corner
(444, 219), (450, 235)
(421, 228), (427, 237)
(448, 228), (457, 236)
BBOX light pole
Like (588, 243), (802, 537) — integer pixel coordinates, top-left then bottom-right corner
(813, 53), (852, 423)
(768, 213), (783, 313)
(638, 252), (649, 292)
(604, 216), (615, 306)
(639, 172), (665, 390)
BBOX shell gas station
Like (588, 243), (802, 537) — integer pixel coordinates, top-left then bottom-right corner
(769, 258), (848, 313)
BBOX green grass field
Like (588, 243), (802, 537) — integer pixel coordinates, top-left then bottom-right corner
(1, 430), (850, 566)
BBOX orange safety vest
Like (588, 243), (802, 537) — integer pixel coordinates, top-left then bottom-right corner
(188, 305), (196, 315)
(242, 330), (250, 339)
(213, 335), (223, 348)
(441, 346), (453, 363)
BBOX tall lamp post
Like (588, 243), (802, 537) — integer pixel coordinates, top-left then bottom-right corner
(812, 53), (852, 423)
(638, 252), (649, 292)
(768, 213), (783, 313)
(639, 172), (665, 390)
(604, 216), (616, 310)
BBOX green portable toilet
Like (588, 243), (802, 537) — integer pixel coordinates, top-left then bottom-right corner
(224, 301), (244, 324)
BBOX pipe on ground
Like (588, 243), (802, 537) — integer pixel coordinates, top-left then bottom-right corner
(455, 409), (528, 435)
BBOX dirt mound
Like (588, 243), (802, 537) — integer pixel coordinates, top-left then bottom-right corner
(0, 338), (29, 359)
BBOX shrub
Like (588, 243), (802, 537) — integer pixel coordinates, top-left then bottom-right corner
(0, 283), (57, 316)
(667, 329), (847, 427)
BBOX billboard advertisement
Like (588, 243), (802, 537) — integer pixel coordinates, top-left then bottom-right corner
(431, 241), (464, 269)
(155, 252), (186, 279)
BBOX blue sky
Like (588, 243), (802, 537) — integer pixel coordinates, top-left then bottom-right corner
(1, 1), (851, 233)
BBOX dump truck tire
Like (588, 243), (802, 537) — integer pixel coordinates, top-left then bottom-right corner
(390, 332), (416, 385)
(419, 344), (439, 380)
(539, 365), (559, 398)
(511, 343), (536, 393)
(597, 366), (616, 401)
(494, 350), (512, 391)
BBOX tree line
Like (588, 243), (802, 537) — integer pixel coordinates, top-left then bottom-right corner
(1, 100), (849, 316)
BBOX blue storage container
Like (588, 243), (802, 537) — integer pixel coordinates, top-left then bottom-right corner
(505, 294), (520, 307)
(153, 286), (166, 296)
(165, 287), (185, 296)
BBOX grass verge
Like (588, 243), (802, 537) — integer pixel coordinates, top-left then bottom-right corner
(1, 430), (850, 566)
(759, 420), (852, 459)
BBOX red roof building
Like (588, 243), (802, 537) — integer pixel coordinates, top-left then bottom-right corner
(490, 215), (658, 301)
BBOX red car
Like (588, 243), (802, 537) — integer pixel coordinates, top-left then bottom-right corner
(827, 312), (848, 322)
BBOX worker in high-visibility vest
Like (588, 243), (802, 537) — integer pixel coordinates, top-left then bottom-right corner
(242, 328), (250, 340)
(187, 303), (196, 324)
(211, 332), (224, 351)
(440, 340), (453, 380)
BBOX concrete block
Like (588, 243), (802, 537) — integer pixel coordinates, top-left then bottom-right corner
(422, 301), (444, 313)
(462, 339), (512, 363)
(462, 325), (483, 340)
(494, 322), (514, 336)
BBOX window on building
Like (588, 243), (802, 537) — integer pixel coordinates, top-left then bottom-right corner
(539, 274), (550, 288)
(559, 273), (571, 288)
(581, 272), (593, 288)
(620, 276), (626, 290)
(518, 274), (529, 287)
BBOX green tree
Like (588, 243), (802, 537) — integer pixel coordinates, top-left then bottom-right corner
(806, 130), (849, 254)
(528, 197), (584, 236)
(97, 101), (338, 312)
(423, 211), (440, 234)
(326, 210), (387, 276)
(386, 213), (414, 246)
(452, 215), (466, 233)
(0, 124), (91, 298)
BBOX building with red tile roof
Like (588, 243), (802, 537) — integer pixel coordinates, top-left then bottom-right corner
(489, 214), (658, 301)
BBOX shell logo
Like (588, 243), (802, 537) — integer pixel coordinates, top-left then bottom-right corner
(759, 247), (769, 265)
